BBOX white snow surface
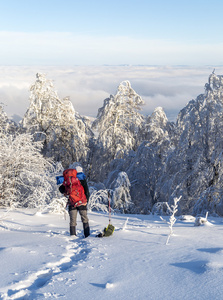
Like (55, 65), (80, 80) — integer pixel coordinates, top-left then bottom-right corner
(1, 209), (223, 300)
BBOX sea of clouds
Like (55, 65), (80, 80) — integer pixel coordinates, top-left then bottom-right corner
(1, 65), (222, 123)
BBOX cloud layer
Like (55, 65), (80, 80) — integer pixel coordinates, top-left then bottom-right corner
(1, 32), (223, 66)
(1, 65), (222, 122)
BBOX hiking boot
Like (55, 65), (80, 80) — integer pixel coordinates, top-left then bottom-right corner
(70, 226), (76, 236)
(83, 222), (90, 238)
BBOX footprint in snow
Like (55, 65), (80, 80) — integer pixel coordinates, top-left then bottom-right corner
(2, 236), (91, 299)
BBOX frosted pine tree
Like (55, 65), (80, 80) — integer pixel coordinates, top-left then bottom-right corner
(0, 104), (18, 136)
(0, 105), (8, 134)
(144, 107), (175, 145)
(22, 73), (92, 168)
(111, 172), (132, 213)
(91, 81), (144, 182)
(125, 107), (175, 213)
(156, 71), (223, 215)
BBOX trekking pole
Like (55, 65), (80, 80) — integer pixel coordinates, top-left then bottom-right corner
(108, 190), (111, 225)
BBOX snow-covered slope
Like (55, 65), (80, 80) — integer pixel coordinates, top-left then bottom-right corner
(1, 209), (223, 299)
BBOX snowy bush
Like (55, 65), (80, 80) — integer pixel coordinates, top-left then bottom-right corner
(194, 212), (212, 226)
(0, 132), (58, 209)
(43, 197), (68, 214)
(88, 189), (109, 213)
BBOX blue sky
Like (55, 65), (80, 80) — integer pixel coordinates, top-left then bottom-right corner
(1, 1), (223, 121)
(0, 0), (223, 65)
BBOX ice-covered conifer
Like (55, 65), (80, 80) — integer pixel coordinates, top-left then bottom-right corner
(110, 172), (132, 213)
(93, 81), (144, 154)
(124, 107), (174, 213)
(156, 72), (223, 215)
(144, 107), (175, 145)
(90, 81), (144, 181)
(22, 73), (92, 168)
(0, 104), (18, 136)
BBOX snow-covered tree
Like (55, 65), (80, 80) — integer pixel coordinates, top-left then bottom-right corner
(109, 171), (132, 213)
(123, 107), (175, 213)
(156, 72), (223, 215)
(90, 81), (144, 182)
(0, 132), (58, 208)
(144, 107), (175, 146)
(22, 73), (93, 169)
(0, 104), (18, 136)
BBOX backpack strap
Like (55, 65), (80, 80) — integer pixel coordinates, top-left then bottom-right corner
(69, 176), (72, 192)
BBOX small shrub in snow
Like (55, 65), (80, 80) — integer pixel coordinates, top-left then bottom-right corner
(42, 197), (68, 215)
(194, 212), (212, 226)
(161, 196), (181, 245)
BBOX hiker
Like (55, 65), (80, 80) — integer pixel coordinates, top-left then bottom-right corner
(59, 167), (90, 238)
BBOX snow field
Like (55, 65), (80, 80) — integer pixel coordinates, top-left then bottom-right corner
(0, 209), (223, 299)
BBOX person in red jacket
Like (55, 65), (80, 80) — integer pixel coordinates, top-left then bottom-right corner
(59, 168), (90, 238)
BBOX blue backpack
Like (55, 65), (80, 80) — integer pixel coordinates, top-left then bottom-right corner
(56, 172), (86, 185)
(56, 175), (64, 185)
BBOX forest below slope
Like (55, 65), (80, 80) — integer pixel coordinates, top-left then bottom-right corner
(1, 71), (223, 216)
